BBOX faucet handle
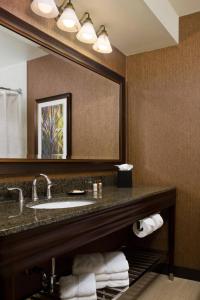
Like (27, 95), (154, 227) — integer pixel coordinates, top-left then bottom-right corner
(7, 187), (24, 202)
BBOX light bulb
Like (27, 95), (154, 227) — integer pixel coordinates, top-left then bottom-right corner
(57, 4), (81, 32)
(31, 0), (59, 18)
(38, 2), (52, 14)
(76, 19), (97, 44)
(93, 28), (112, 54)
(63, 19), (75, 28)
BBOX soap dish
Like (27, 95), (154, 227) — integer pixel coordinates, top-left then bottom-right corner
(67, 190), (86, 195)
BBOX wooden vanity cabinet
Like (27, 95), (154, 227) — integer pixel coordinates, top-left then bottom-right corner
(0, 188), (176, 300)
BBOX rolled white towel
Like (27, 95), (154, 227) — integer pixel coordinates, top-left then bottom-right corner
(150, 214), (164, 230)
(59, 273), (96, 299)
(61, 295), (97, 300)
(96, 271), (129, 281)
(73, 253), (105, 275)
(103, 251), (129, 274)
(133, 217), (156, 238)
(96, 278), (129, 289)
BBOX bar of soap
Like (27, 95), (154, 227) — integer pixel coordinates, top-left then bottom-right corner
(68, 190), (86, 195)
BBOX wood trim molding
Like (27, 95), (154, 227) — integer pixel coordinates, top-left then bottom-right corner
(157, 264), (200, 282)
(0, 8), (126, 176)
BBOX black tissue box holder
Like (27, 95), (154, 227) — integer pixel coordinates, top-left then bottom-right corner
(117, 170), (133, 188)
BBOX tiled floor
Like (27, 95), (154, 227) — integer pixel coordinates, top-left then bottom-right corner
(120, 273), (200, 300)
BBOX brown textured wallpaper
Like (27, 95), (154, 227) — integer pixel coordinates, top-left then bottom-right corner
(27, 54), (120, 160)
(127, 12), (200, 269)
(0, 0), (126, 76)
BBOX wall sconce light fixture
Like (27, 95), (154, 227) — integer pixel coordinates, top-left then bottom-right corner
(31, 1), (112, 54)
(57, 0), (81, 32)
(76, 13), (97, 44)
(31, 0), (59, 18)
(93, 25), (112, 53)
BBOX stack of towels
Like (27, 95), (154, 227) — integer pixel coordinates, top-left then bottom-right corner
(59, 273), (97, 300)
(59, 251), (129, 299)
(72, 251), (129, 289)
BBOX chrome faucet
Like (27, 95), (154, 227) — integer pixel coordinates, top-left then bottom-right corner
(32, 174), (53, 202)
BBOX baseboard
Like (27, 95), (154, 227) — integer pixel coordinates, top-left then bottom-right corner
(155, 263), (200, 282)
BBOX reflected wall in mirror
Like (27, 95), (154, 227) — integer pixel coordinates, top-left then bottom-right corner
(0, 24), (121, 160)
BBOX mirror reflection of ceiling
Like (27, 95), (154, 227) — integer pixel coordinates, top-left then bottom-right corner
(55, 0), (200, 56)
(0, 26), (47, 69)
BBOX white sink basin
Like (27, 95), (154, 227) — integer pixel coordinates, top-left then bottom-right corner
(29, 200), (94, 209)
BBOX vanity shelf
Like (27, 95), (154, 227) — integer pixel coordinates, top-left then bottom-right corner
(25, 249), (167, 300)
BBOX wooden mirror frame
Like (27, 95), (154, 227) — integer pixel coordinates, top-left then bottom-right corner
(0, 8), (126, 176)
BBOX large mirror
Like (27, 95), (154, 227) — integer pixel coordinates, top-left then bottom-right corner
(0, 22), (124, 163)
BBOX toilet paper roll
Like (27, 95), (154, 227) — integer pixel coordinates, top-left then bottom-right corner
(150, 214), (164, 230)
(133, 217), (156, 238)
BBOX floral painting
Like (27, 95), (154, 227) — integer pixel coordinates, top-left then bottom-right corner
(41, 103), (64, 158)
(37, 94), (71, 159)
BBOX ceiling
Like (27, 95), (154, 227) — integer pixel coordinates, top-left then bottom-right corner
(74, 0), (178, 56)
(71, 0), (200, 56)
(1, 1), (200, 60)
(169, 0), (200, 16)
(0, 26), (47, 69)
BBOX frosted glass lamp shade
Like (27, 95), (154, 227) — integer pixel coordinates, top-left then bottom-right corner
(76, 20), (97, 44)
(57, 7), (81, 32)
(31, 0), (59, 18)
(93, 32), (112, 53)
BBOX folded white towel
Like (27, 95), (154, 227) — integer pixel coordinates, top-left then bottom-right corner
(60, 275), (76, 299)
(61, 295), (97, 300)
(96, 278), (130, 289)
(73, 251), (129, 277)
(104, 252), (129, 273)
(96, 271), (129, 281)
(77, 274), (96, 296)
(59, 274), (96, 299)
(73, 253), (105, 275)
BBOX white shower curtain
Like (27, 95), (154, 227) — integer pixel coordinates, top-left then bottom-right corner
(0, 90), (25, 158)
(0, 91), (7, 157)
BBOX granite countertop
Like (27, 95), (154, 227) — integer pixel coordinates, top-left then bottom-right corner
(0, 186), (175, 237)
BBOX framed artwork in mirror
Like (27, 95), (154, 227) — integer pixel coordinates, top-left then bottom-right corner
(36, 93), (72, 159)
